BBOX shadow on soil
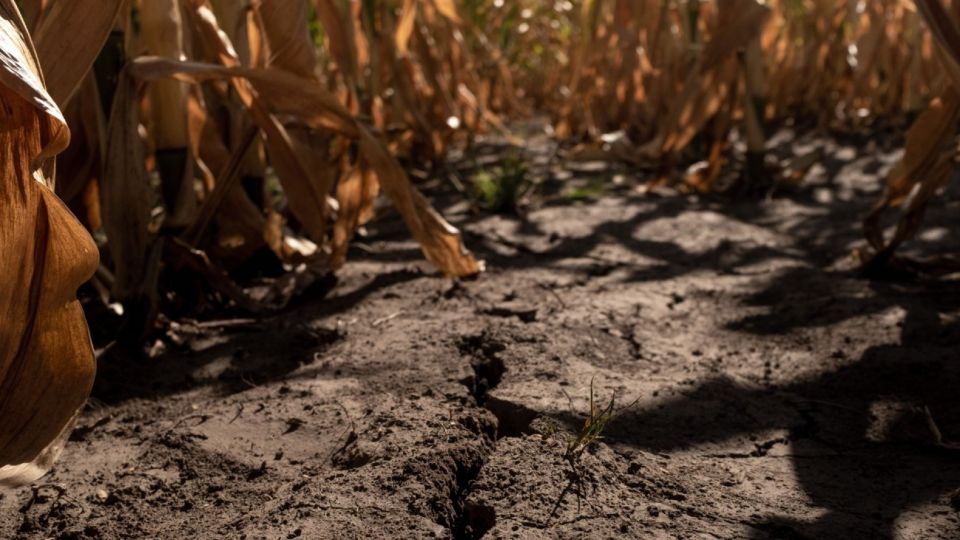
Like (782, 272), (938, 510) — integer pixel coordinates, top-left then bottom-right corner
(438, 142), (960, 538)
(443, 187), (877, 286)
(556, 278), (960, 539)
(89, 133), (959, 538)
(92, 268), (425, 403)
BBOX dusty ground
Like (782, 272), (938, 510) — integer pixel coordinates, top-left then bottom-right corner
(3, 131), (960, 539)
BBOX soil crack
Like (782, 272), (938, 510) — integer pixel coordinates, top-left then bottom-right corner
(448, 331), (515, 538)
(458, 332), (507, 406)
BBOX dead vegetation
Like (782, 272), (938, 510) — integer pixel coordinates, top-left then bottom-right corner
(2, 0), (960, 504)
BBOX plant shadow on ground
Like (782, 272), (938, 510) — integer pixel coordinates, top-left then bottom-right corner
(92, 267), (425, 403)
(597, 285), (960, 538)
(446, 159), (883, 283)
(468, 185), (959, 536)
(438, 134), (960, 537)
(87, 133), (960, 538)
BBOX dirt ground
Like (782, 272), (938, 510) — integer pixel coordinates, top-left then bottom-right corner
(3, 130), (960, 539)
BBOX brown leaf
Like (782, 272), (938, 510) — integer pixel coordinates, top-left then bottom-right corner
(129, 58), (360, 139)
(256, 0), (319, 77)
(0, 0), (98, 482)
(313, 0), (357, 83)
(129, 55), (482, 277)
(187, 95), (267, 264)
(431, 0), (461, 24)
(915, 0), (960, 89)
(32, 0), (125, 106)
(357, 127), (482, 277)
(699, 0), (772, 73)
(395, 0), (417, 56)
(863, 90), (960, 260)
(332, 164), (378, 267)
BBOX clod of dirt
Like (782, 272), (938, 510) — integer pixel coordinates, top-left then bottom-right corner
(484, 397), (537, 438)
(458, 413), (498, 440)
(283, 417), (305, 434)
(246, 461), (268, 480)
(330, 432), (375, 470)
(480, 303), (538, 323)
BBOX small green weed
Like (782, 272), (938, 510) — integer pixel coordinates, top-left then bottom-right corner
(564, 378), (618, 465)
(471, 155), (530, 213)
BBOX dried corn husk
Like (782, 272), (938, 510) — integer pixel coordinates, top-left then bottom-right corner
(0, 0), (98, 485)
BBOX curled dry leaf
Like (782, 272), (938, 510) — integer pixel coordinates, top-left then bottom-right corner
(356, 127), (483, 277)
(256, 0), (344, 251)
(185, 89), (268, 265)
(130, 59), (359, 136)
(177, 1), (346, 247)
(255, 0), (318, 78)
(661, 0), (771, 158)
(0, 0), (98, 483)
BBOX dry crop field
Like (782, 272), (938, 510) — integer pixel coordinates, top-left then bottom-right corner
(2, 1), (960, 538)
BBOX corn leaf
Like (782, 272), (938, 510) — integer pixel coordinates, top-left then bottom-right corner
(129, 54), (483, 277)
(32, 0), (125, 106)
(0, 0), (98, 482)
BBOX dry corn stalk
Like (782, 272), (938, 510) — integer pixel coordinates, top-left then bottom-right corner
(0, 0), (98, 485)
(862, 0), (960, 272)
(59, 0), (486, 333)
(501, 1), (941, 189)
(139, 0), (196, 228)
